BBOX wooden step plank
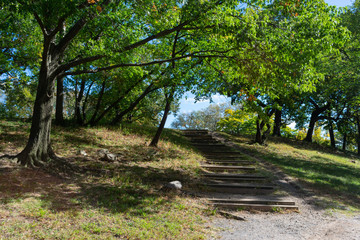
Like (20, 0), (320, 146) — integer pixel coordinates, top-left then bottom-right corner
(192, 144), (227, 146)
(204, 183), (275, 194)
(206, 177), (266, 182)
(204, 175), (265, 181)
(205, 160), (254, 165)
(207, 159), (253, 163)
(205, 156), (249, 159)
(207, 198), (296, 205)
(204, 152), (243, 155)
(205, 183), (274, 189)
(190, 139), (219, 144)
(209, 203), (298, 211)
(203, 173), (265, 178)
(197, 146), (232, 150)
(201, 165), (256, 170)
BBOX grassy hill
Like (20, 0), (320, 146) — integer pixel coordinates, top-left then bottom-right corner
(1, 120), (359, 239)
(0, 121), (209, 239)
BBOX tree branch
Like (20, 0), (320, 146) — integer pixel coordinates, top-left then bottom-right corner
(33, 12), (48, 36)
(118, 20), (191, 54)
(63, 52), (237, 76)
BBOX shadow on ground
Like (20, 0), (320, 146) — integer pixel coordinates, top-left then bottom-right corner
(0, 157), (198, 215)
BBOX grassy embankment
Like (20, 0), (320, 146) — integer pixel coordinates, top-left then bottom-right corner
(0, 121), (210, 239)
(218, 132), (360, 212)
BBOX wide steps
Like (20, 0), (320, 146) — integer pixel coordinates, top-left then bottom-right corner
(182, 130), (299, 211)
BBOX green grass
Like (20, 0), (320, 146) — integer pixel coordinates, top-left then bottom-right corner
(218, 132), (360, 212)
(0, 120), (209, 239)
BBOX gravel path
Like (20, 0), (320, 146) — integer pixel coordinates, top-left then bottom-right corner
(207, 132), (360, 240)
(211, 197), (360, 240)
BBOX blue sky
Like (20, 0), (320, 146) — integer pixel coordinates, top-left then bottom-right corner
(326, 0), (353, 7)
(165, 0), (354, 128)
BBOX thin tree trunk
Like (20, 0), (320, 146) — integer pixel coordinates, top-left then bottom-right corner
(328, 113), (335, 148)
(342, 133), (347, 151)
(272, 109), (282, 137)
(149, 92), (173, 147)
(90, 75), (148, 126)
(75, 79), (86, 125)
(357, 117), (360, 155)
(110, 84), (155, 125)
(88, 81), (106, 125)
(261, 123), (271, 144)
(82, 80), (94, 122)
(55, 76), (64, 126)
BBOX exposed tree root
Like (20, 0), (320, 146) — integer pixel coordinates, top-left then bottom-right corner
(0, 154), (17, 160)
(1, 149), (81, 179)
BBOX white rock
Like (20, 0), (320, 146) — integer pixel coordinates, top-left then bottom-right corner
(163, 180), (182, 191)
(77, 150), (87, 156)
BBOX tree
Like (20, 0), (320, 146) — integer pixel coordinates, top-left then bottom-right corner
(171, 103), (230, 130)
(2, 0), (244, 166)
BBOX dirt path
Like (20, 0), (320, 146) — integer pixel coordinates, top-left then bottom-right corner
(208, 132), (360, 240)
(211, 197), (360, 240)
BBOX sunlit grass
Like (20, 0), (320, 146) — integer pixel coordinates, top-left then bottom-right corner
(0, 121), (208, 239)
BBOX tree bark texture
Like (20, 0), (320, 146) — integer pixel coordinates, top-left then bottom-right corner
(255, 119), (270, 144)
(17, 45), (59, 166)
(55, 76), (64, 126)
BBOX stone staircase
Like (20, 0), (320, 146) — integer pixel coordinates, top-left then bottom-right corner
(183, 129), (298, 212)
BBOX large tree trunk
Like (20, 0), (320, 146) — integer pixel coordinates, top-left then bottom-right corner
(272, 109), (282, 137)
(149, 92), (173, 147)
(55, 76), (64, 126)
(17, 49), (58, 167)
(255, 119), (267, 144)
(304, 103), (330, 142)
